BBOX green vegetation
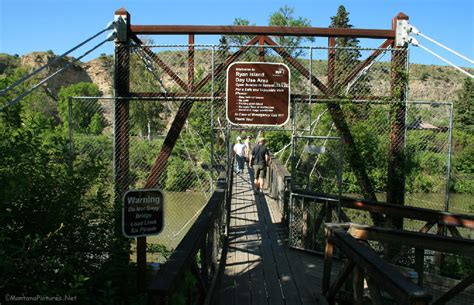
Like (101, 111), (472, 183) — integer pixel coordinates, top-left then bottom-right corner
(0, 51), (216, 302)
(0, 69), (140, 302)
(223, 5), (314, 58)
(0, 53), (21, 74)
(451, 77), (474, 197)
(1, 4), (472, 303)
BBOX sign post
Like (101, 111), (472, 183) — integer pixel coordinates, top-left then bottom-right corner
(226, 62), (291, 126)
(123, 189), (164, 292)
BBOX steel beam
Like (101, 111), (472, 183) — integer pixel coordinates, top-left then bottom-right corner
(130, 25), (395, 39)
(387, 13), (409, 230)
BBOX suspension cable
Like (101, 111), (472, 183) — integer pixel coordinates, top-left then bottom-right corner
(1, 37), (114, 112)
(293, 108), (330, 169)
(131, 44), (214, 188)
(409, 37), (473, 78)
(132, 44), (168, 94)
(345, 48), (389, 95)
(409, 25), (474, 65)
(0, 21), (115, 97)
(309, 123), (335, 178)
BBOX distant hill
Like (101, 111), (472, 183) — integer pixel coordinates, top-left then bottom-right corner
(1, 51), (471, 102)
(0, 52), (113, 97)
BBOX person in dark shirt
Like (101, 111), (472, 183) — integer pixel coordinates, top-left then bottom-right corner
(249, 137), (271, 195)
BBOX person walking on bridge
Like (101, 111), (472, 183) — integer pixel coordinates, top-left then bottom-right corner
(233, 136), (246, 174)
(250, 137), (271, 195)
(244, 135), (252, 166)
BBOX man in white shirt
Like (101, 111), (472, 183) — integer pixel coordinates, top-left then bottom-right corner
(233, 136), (246, 174)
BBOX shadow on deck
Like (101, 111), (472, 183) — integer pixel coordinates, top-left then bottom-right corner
(147, 161), (473, 305)
(212, 166), (333, 305)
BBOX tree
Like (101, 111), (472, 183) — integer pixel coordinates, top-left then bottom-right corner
(223, 6), (314, 58)
(57, 82), (103, 134)
(129, 53), (166, 139)
(223, 18), (255, 46)
(329, 5), (369, 97)
(0, 114), (118, 298)
(268, 5), (314, 57)
(330, 5), (359, 47)
(0, 67), (55, 129)
(455, 77), (473, 134)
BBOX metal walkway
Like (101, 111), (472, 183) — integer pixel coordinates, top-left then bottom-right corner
(212, 165), (330, 305)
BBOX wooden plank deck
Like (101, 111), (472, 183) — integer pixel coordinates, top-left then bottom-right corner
(213, 166), (329, 305)
(212, 166), (474, 305)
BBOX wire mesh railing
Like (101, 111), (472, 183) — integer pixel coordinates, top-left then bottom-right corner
(122, 42), (471, 239)
(69, 96), (217, 263)
(2, 38), (471, 301)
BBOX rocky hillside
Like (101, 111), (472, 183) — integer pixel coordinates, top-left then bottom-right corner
(0, 52), (113, 97)
(0, 51), (471, 102)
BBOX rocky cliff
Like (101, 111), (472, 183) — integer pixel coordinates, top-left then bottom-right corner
(0, 51), (471, 102)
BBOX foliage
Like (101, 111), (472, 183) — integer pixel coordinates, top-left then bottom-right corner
(0, 71), (138, 303)
(168, 271), (197, 305)
(147, 244), (172, 260)
(1, 67), (54, 128)
(0, 115), (124, 300)
(129, 54), (166, 138)
(454, 77), (473, 134)
(268, 5), (314, 57)
(440, 254), (474, 280)
(223, 6), (313, 58)
(164, 156), (196, 192)
(223, 18), (255, 46)
(57, 82), (103, 133)
(0, 53), (21, 74)
(329, 5), (370, 98)
(129, 138), (163, 187)
(265, 131), (291, 154)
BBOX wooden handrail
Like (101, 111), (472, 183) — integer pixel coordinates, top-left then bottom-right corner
(295, 189), (474, 229)
(147, 178), (227, 301)
(323, 226), (432, 305)
(338, 223), (474, 257)
(325, 222), (474, 305)
(270, 156), (291, 179)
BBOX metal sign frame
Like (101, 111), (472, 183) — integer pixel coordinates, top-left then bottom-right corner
(226, 61), (291, 127)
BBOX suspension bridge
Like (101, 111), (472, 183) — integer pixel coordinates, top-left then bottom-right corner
(1, 8), (474, 305)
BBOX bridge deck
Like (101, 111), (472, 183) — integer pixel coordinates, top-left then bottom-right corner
(213, 166), (330, 305)
(211, 166), (474, 305)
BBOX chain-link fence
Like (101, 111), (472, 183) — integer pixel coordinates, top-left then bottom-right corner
(121, 41), (470, 241)
(2, 37), (474, 300)
(288, 136), (343, 251)
(69, 96), (217, 263)
(113, 41), (472, 301)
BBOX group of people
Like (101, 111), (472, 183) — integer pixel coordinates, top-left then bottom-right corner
(233, 135), (271, 195)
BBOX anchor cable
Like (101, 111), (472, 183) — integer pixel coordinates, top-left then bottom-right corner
(1, 36), (114, 111)
(0, 21), (115, 97)
(409, 37), (473, 78)
(409, 25), (474, 65)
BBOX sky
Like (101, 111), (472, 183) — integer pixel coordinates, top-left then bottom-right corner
(0, 0), (473, 67)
